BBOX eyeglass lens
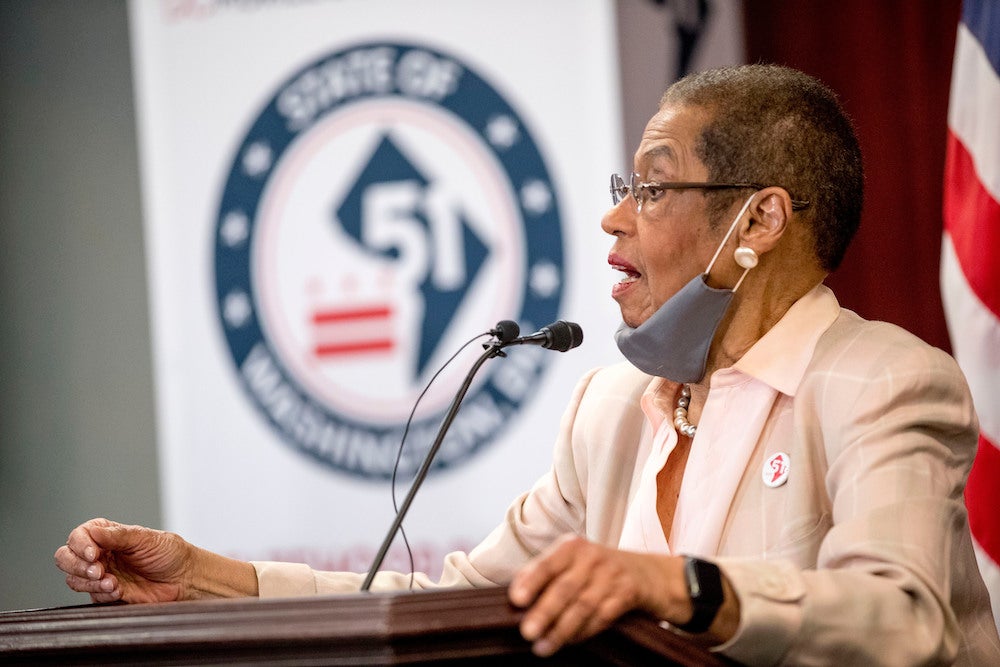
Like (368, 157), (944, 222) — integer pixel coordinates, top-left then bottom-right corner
(610, 173), (630, 205)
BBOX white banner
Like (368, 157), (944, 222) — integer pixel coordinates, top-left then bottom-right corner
(130, 0), (625, 577)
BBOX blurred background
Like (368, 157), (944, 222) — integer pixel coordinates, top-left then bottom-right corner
(0, 0), (963, 611)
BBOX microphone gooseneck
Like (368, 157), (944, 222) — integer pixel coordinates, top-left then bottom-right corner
(360, 319), (583, 591)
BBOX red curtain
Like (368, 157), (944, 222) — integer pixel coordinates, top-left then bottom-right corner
(744, 0), (962, 351)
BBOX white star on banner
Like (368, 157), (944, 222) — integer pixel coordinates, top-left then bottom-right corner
(520, 180), (552, 215)
(529, 261), (561, 299)
(223, 290), (252, 328)
(220, 211), (249, 247)
(485, 114), (519, 149)
(242, 141), (273, 177)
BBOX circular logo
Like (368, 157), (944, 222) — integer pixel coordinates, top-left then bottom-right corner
(762, 452), (790, 488)
(214, 42), (565, 480)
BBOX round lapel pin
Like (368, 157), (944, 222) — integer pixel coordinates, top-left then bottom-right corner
(763, 452), (790, 488)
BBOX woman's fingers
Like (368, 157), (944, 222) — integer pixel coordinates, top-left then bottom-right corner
(63, 572), (120, 598)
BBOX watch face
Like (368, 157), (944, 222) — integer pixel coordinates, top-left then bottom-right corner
(680, 557), (724, 633)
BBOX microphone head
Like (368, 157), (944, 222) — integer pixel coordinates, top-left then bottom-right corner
(491, 319), (520, 342)
(543, 320), (584, 352)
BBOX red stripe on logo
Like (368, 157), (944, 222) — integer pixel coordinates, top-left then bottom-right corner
(314, 340), (394, 356)
(312, 306), (392, 324)
(966, 433), (1000, 566)
(943, 131), (1000, 321)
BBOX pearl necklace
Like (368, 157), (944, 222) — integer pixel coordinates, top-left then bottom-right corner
(673, 384), (697, 438)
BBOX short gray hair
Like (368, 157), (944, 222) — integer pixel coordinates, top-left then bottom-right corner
(662, 64), (863, 272)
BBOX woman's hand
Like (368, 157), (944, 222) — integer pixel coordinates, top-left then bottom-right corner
(508, 535), (739, 656)
(54, 518), (195, 603)
(54, 517), (258, 603)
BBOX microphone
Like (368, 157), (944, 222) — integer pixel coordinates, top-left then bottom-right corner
(502, 320), (583, 352)
(489, 319), (520, 343)
(359, 317), (581, 591)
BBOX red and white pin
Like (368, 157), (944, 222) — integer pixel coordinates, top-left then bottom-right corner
(762, 452), (790, 488)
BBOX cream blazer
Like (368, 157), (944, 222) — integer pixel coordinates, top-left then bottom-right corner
(254, 286), (1000, 666)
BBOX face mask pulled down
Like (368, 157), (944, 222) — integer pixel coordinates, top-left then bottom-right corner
(614, 193), (757, 382)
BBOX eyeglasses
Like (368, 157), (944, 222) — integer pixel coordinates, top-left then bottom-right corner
(610, 172), (810, 212)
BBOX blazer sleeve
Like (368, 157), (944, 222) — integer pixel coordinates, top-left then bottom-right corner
(252, 367), (603, 597)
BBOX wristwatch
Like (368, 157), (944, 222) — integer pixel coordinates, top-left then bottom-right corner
(676, 556), (724, 634)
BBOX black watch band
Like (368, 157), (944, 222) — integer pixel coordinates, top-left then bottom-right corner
(676, 556), (724, 634)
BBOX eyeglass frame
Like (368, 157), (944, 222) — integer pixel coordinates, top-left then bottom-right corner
(610, 172), (810, 212)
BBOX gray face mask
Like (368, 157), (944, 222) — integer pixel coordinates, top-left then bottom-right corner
(614, 193), (757, 382)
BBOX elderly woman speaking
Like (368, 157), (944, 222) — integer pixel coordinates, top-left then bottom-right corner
(56, 65), (1000, 665)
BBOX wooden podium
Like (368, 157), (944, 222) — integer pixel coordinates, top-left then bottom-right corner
(1, 586), (737, 665)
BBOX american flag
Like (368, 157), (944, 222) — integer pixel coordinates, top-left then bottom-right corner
(941, 0), (1000, 632)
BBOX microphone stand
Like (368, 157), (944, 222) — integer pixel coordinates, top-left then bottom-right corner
(360, 337), (507, 591)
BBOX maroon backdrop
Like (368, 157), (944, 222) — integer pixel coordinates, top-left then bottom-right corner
(744, 0), (962, 351)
